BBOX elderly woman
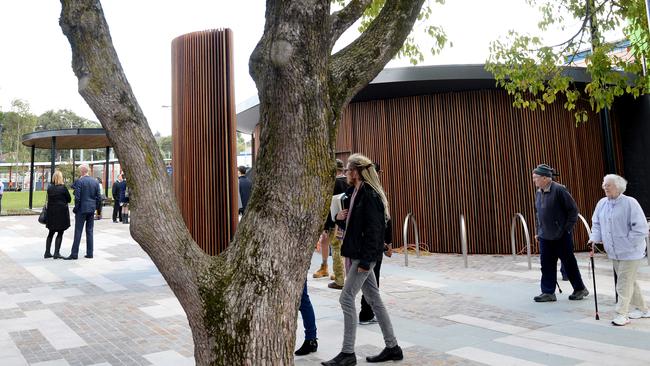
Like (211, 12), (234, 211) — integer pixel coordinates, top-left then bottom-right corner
(589, 174), (650, 326)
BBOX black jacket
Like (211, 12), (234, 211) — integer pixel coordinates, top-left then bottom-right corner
(338, 183), (387, 268)
(238, 176), (253, 210)
(46, 184), (71, 231)
(535, 181), (578, 240)
(112, 180), (120, 200)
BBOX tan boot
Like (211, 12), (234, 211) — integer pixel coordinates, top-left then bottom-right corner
(312, 263), (329, 278)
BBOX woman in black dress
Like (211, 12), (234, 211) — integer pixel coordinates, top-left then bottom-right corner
(45, 170), (71, 259)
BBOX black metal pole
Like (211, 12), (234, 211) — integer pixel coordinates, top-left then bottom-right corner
(588, 0), (617, 174)
(600, 108), (617, 174)
(104, 146), (110, 198)
(50, 137), (56, 185)
(72, 151), (76, 183)
(29, 145), (35, 209)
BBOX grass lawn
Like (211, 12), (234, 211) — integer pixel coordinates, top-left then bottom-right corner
(1, 189), (114, 215)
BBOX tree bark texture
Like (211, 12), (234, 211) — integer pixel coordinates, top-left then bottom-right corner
(59, 0), (425, 364)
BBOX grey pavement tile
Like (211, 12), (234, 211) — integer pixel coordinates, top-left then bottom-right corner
(2, 214), (650, 365)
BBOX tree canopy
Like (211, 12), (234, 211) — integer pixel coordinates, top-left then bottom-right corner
(57, 0), (434, 363)
(0, 100), (103, 163)
(486, 0), (650, 122)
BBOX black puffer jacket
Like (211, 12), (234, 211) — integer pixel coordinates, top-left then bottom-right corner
(338, 183), (386, 268)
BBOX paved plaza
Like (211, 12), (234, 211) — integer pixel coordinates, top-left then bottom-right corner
(1, 214), (649, 365)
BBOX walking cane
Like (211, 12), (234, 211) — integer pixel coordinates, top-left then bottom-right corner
(556, 281), (562, 293)
(613, 266), (618, 303)
(590, 242), (600, 320)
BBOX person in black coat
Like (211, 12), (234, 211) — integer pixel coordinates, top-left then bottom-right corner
(112, 174), (123, 223)
(323, 154), (403, 366)
(238, 166), (252, 214)
(118, 176), (130, 224)
(45, 170), (71, 259)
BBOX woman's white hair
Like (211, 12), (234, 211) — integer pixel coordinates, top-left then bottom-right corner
(602, 174), (627, 193)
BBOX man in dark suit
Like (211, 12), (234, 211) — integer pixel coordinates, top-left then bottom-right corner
(65, 164), (101, 260)
(238, 166), (252, 215)
(112, 174), (124, 223)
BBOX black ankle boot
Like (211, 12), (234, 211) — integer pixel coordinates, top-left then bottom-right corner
(53, 242), (62, 259)
(44, 253), (53, 259)
(366, 345), (403, 363)
(322, 352), (356, 366)
(294, 339), (318, 356)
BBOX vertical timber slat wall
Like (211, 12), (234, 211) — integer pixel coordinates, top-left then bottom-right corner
(336, 89), (618, 254)
(171, 29), (237, 255)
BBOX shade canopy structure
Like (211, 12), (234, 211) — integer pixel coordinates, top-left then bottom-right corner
(21, 128), (113, 209)
(22, 128), (112, 149)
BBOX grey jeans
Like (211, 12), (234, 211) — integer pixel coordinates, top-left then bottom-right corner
(339, 259), (397, 353)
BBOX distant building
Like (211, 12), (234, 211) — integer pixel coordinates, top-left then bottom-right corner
(565, 39), (633, 68)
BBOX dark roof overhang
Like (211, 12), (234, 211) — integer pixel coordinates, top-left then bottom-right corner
(22, 128), (111, 149)
(235, 64), (595, 134)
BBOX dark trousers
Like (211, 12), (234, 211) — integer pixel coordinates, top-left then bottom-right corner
(539, 233), (586, 294)
(299, 281), (317, 340)
(70, 212), (95, 257)
(46, 230), (64, 255)
(112, 201), (122, 222)
(359, 256), (382, 321)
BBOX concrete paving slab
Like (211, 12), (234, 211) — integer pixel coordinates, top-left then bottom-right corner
(2, 214), (650, 365)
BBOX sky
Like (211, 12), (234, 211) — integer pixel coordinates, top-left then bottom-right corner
(0, 0), (575, 136)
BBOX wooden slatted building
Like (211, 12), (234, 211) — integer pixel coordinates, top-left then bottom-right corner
(237, 64), (641, 255)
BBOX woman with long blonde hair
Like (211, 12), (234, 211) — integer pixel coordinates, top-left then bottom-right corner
(44, 170), (71, 259)
(323, 153), (402, 365)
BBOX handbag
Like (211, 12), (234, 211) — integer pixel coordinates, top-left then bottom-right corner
(38, 194), (48, 225)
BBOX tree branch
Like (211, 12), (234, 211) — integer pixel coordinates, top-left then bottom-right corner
(329, 0), (374, 48)
(58, 0), (209, 312)
(328, 0), (426, 111)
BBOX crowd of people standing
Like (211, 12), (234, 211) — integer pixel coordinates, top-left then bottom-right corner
(40, 165), (129, 261)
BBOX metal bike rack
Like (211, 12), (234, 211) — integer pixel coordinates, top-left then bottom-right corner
(578, 213), (591, 235)
(510, 213), (532, 269)
(460, 214), (468, 268)
(402, 212), (420, 267)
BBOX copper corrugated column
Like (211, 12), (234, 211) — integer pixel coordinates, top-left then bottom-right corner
(171, 29), (238, 255)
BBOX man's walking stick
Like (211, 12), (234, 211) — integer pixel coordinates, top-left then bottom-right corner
(590, 242), (600, 320)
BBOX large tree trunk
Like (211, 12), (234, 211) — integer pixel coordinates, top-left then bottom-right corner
(59, 0), (425, 364)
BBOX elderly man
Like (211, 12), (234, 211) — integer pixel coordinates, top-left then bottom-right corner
(532, 163), (588, 302)
(65, 165), (101, 260)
